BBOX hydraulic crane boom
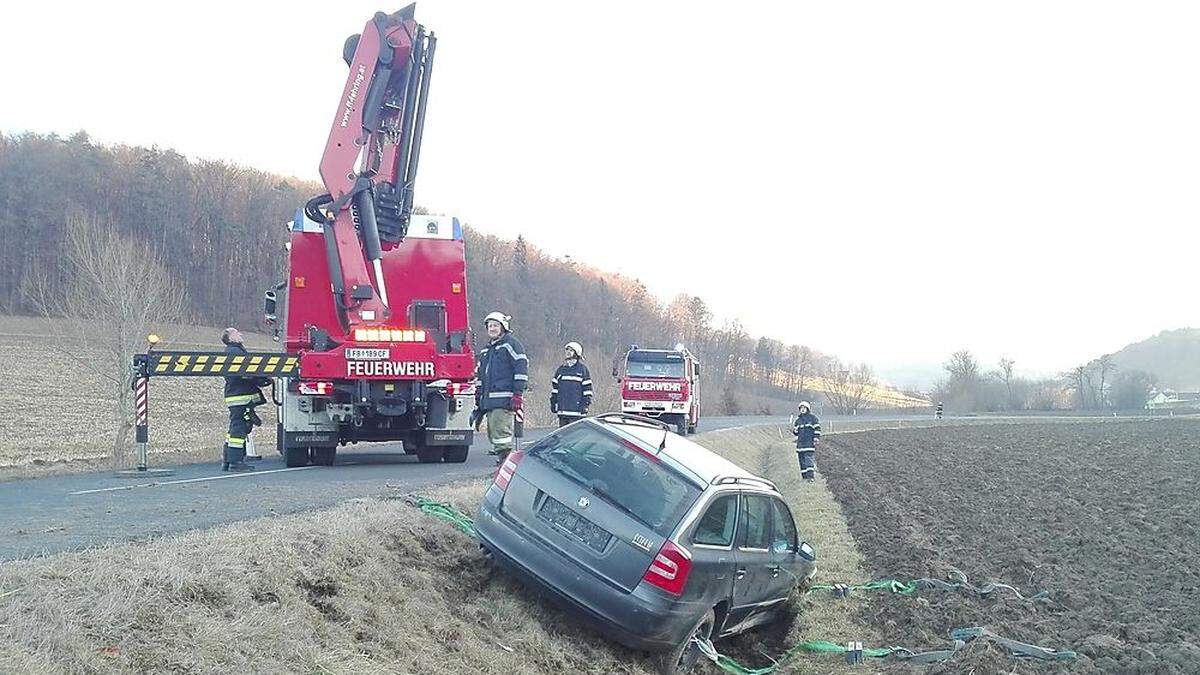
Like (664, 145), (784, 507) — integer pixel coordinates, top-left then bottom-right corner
(310, 3), (436, 326)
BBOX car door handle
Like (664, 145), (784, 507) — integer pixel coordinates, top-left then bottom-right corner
(735, 568), (747, 580)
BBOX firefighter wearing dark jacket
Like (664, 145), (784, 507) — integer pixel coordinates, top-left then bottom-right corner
(474, 311), (528, 463)
(221, 328), (268, 472)
(550, 342), (593, 427)
(792, 401), (821, 482)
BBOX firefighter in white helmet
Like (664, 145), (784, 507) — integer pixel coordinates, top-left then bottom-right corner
(792, 401), (822, 482)
(474, 311), (528, 463)
(550, 341), (593, 427)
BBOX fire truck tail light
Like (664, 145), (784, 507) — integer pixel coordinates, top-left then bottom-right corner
(353, 328), (428, 343)
(299, 381), (333, 395)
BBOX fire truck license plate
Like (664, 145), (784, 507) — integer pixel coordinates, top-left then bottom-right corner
(345, 348), (390, 360)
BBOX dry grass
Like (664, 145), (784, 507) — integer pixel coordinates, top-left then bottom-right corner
(0, 426), (876, 674)
(696, 425), (874, 674)
(0, 316), (279, 475)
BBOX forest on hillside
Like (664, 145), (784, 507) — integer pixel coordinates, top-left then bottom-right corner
(0, 132), (878, 416)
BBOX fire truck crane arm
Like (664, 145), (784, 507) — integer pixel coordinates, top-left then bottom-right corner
(312, 4), (437, 327)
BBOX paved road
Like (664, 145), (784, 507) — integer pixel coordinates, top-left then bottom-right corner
(1, 412), (1120, 561)
(0, 415), (789, 561)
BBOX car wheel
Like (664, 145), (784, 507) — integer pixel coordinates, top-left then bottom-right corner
(655, 608), (715, 674)
(442, 444), (469, 463)
(284, 445), (310, 468)
(311, 446), (336, 466)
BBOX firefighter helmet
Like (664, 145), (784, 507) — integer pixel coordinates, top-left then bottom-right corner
(483, 311), (511, 331)
(564, 341), (583, 358)
(797, 401), (811, 413)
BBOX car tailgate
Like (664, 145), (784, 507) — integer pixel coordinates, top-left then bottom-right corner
(501, 460), (661, 594)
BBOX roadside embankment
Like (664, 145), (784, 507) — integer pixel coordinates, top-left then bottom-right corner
(0, 425), (875, 674)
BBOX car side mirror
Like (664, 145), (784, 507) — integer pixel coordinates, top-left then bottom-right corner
(263, 290), (278, 324)
(796, 541), (816, 561)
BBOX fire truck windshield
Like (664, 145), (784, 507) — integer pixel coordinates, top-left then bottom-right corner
(625, 354), (685, 379)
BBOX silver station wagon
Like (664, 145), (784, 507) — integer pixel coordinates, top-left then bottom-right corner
(475, 414), (818, 673)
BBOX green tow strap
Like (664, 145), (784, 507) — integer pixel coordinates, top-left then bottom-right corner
(699, 627), (1075, 674)
(397, 497), (1077, 670)
(403, 495), (477, 537)
(808, 570), (1048, 601)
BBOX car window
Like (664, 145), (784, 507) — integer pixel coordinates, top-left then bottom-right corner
(693, 494), (738, 547)
(738, 494), (772, 550)
(528, 423), (701, 537)
(770, 499), (797, 553)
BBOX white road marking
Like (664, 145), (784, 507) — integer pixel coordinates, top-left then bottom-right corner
(68, 465), (326, 496)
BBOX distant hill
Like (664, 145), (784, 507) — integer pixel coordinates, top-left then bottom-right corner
(1107, 328), (1200, 390)
(2, 131), (926, 417)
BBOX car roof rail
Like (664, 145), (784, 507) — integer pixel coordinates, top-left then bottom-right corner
(592, 412), (671, 432)
(712, 475), (778, 491)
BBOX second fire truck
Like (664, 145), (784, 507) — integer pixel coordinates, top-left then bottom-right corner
(615, 345), (702, 435)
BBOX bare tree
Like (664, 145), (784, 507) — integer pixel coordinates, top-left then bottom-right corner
(24, 211), (187, 464)
(823, 358), (876, 415)
(943, 349), (983, 410)
(784, 344), (814, 396)
(990, 357), (1016, 410)
(1061, 365), (1090, 410)
(1094, 354), (1116, 409)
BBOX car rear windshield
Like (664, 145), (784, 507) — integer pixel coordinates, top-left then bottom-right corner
(528, 424), (701, 538)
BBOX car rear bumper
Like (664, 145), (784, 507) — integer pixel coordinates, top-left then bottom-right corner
(476, 486), (699, 652)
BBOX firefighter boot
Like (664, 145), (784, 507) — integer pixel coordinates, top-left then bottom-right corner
(227, 447), (255, 473)
(221, 446), (232, 472)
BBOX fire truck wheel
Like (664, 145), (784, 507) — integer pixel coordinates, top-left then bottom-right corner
(284, 445), (311, 468)
(417, 445), (445, 463)
(311, 446), (337, 466)
(673, 415), (688, 436)
(442, 445), (469, 463)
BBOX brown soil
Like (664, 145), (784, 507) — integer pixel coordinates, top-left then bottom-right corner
(819, 419), (1200, 674)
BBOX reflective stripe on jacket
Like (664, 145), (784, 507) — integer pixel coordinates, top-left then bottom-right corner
(792, 412), (821, 449)
(475, 332), (528, 411)
(222, 343), (268, 406)
(551, 360), (593, 415)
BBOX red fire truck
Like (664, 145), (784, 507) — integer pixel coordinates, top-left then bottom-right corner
(132, 5), (477, 470)
(266, 4), (476, 467)
(616, 346), (702, 435)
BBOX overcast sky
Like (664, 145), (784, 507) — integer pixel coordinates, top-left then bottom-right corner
(2, 1), (1196, 382)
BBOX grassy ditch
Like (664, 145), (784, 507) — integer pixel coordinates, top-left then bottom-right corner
(0, 426), (875, 674)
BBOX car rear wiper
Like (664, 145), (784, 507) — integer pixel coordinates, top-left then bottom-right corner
(586, 481), (659, 532)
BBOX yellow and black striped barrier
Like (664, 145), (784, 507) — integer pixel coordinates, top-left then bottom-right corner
(135, 351), (301, 378)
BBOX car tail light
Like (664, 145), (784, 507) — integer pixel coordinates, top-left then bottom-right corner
(298, 380), (333, 395)
(492, 450), (525, 492)
(449, 382), (476, 396)
(642, 540), (692, 595)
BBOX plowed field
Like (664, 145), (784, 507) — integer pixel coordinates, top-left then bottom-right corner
(820, 420), (1200, 673)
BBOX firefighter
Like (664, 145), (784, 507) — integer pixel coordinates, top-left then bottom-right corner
(550, 341), (593, 427)
(220, 328), (268, 472)
(792, 401), (821, 482)
(474, 311), (528, 463)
